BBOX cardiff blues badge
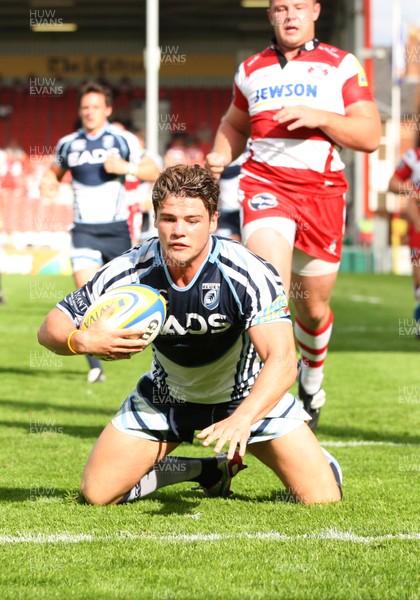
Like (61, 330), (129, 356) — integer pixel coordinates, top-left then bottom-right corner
(201, 283), (220, 310)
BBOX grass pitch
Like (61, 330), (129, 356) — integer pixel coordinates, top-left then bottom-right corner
(0, 273), (419, 599)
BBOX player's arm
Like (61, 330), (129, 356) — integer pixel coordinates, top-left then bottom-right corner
(103, 152), (161, 182)
(197, 320), (297, 458)
(388, 172), (414, 195)
(388, 171), (420, 230)
(388, 173), (404, 194)
(406, 195), (420, 233)
(37, 306), (148, 359)
(134, 154), (161, 182)
(273, 100), (381, 153)
(39, 163), (67, 197)
(206, 103), (250, 177)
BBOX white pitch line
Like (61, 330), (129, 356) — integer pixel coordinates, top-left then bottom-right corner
(335, 326), (392, 332)
(0, 529), (419, 545)
(349, 295), (382, 304)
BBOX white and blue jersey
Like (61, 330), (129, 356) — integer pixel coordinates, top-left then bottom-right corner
(55, 122), (143, 224)
(58, 236), (291, 406)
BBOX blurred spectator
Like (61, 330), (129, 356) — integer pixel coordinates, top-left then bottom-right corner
(357, 217), (374, 247)
(185, 137), (205, 166)
(117, 77), (134, 95)
(388, 142), (420, 334)
(0, 178), (5, 304)
(163, 135), (190, 167)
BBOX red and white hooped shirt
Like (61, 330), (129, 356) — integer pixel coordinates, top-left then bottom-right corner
(233, 39), (375, 197)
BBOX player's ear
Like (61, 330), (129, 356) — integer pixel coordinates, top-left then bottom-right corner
(313, 1), (321, 22)
(106, 106), (113, 118)
(209, 211), (218, 233)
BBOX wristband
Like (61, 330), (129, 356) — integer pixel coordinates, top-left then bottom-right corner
(67, 329), (81, 354)
(126, 162), (137, 177)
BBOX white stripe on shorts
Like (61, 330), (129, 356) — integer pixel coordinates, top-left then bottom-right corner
(112, 378), (310, 443)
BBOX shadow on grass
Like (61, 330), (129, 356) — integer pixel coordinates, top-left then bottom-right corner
(0, 420), (105, 439)
(0, 486), (287, 506)
(149, 489), (281, 507)
(0, 366), (87, 379)
(0, 397), (115, 416)
(0, 487), (203, 509)
(318, 424), (420, 446)
(138, 491), (203, 515)
(0, 487), (80, 503)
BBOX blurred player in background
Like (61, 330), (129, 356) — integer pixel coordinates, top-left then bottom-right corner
(216, 151), (248, 241)
(206, 0), (381, 429)
(38, 164), (342, 505)
(132, 128), (164, 242)
(0, 166), (5, 304)
(40, 81), (160, 382)
(388, 141), (420, 335)
(111, 124), (163, 244)
(0, 141), (30, 304)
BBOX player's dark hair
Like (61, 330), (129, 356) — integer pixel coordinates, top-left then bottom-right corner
(77, 81), (113, 107)
(152, 164), (219, 217)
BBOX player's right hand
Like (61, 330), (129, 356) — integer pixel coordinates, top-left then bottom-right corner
(77, 306), (149, 360)
(103, 155), (127, 176)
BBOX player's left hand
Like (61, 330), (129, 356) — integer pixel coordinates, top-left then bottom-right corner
(272, 105), (327, 131)
(196, 415), (252, 459)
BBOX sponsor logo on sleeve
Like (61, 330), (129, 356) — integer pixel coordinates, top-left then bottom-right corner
(355, 59), (368, 87)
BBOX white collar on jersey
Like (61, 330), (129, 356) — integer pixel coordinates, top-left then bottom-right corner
(270, 37), (320, 55)
(79, 121), (111, 141)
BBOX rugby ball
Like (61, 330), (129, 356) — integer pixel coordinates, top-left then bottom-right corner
(80, 284), (166, 346)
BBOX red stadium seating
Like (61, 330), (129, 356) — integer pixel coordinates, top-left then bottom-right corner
(0, 85), (232, 240)
(0, 85), (231, 154)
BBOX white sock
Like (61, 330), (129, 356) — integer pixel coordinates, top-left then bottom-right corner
(301, 365), (324, 395)
(294, 311), (334, 394)
(119, 457), (203, 503)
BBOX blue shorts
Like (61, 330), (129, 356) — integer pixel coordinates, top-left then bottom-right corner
(112, 373), (310, 444)
(70, 221), (131, 272)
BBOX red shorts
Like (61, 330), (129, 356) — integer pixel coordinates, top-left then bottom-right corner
(240, 176), (346, 263)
